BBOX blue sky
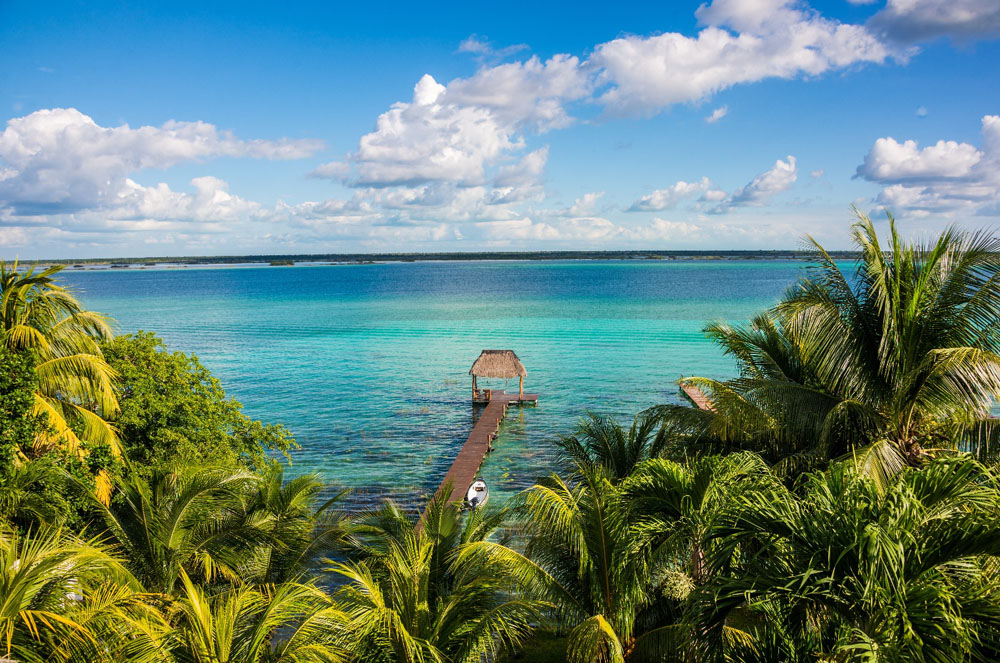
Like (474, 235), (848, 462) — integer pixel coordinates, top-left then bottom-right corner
(1, 0), (999, 258)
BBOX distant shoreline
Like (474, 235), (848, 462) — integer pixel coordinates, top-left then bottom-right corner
(29, 249), (864, 269)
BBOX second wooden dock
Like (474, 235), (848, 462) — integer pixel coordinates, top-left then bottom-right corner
(680, 377), (714, 411)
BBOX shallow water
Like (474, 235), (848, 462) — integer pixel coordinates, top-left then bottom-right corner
(63, 260), (805, 507)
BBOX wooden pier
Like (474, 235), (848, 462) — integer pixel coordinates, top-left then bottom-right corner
(417, 350), (536, 528)
(679, 377), (714, 411)
(433, 390), (538, 507)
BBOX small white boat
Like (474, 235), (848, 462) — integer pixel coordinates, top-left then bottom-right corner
(466, 477), (489, 509)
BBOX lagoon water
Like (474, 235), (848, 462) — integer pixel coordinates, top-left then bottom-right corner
(63, 260), (805, 507)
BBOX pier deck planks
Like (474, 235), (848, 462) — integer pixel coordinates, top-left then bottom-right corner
(431, 390), (538, 509)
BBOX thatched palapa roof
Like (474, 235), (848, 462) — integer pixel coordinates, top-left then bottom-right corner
(469, 350), (526, 379)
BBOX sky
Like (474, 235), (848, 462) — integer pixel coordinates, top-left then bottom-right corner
(1, 0), (999, 258)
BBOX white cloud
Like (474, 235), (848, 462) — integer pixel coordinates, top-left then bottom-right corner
(342, 74), (520, 188)
(705, 106), (729, 123)
(870, 0), (1000, 43)
(327, 56), (588, 190)
(557, 217), (622, 242)
(629, 177), (712, 211)
(457, 35), (529, 61)
(591, 0), (890, 115)
(701, 189), (728, 202)
(916, 106), (928, 117)
(330, 0), (893, 197)
(444, 55), (589, 132)
(109, 176), (262, 222)
(309, 160), (350, 179)
(713, 156), (798, 212)
(811, 169), (825, 178)
(475, 217), (559, 241)
(17, 0), (1000, 255)
(0, 108), (323, 214)
(627, 218), (703, 241)
(493, 147), (549, 187)
(857, 135), (983, 181)
(857, 114), (1000, 214)
(566, 192), (605, 217)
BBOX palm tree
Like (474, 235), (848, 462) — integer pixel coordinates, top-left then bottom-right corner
(0, 525), (165, 663)
(623, 452), (776, 585)
(96, 466), (266, 594)
(461, 466), (668, 663)
(695, 456), (1000, 662)
(465, 453), (773, 663)
(0, 261), (119, 500)
(657, 212), (1000, 483)
(555, 411), (668, 482)
(171, 569), (342, 663)
(329, 489), (543, 663)
(239, 466), (349, 585)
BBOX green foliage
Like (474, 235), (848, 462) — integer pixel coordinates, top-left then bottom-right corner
(484, 453), (772, 663)
(3, 215), (1000, 663)
(0, 260), (119, 459)
(102, 331), (296, 473)
(0, 525), (165, 663)
(95, 465), (344, 595)
(171, 569), (342, 663)
(696, 456), (1000, 662)
(0, 346), (44, 475)
(555, 410), (668, 482)
(330, 490), (544, 663)
(656, 211), (1000, 483)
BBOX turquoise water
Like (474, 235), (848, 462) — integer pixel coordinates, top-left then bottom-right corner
(62, 260), (805, 507)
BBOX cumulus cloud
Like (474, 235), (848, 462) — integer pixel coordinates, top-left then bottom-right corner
(338, 75), (521, 188)
(869, 0), (1000, 43)
(0, 108), (323, 214)
(565, 192), (605, 217)
(705, 106), (728, 123)
(109, 176), (262, 223)
(322, 57), (589, 190)
(328, 0), (893, 201)
(493, 147), (549, 187)
(475, 217), (559, 241)
(591, 0), (890, 115)
(856, 114), (1000, 214)
(13, 0), (994, 254)
(446, 55), (589, 132)
(857, 135), (981, 180)
(712, 156), (798, 212)
(629, 177), (712, 211)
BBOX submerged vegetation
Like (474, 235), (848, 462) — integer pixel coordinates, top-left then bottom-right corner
(1, 212), (999, 662)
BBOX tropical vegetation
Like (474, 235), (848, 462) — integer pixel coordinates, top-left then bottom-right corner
(655, 212), (1000, 484)
(1, 212), (998, 662)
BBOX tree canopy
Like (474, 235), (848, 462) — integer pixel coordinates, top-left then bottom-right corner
(101, 331), (296, 473)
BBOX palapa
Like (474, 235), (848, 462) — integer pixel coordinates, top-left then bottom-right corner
(469, 350), (527, 398)
(469, 350), (527, 378)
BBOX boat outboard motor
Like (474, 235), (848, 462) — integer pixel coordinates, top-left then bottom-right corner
(467, 477), (488, 510)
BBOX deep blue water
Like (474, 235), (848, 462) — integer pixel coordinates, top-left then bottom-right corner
(62, 260), (805, 507)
